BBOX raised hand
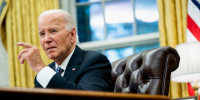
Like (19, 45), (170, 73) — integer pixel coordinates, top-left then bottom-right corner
(17, 42), (46, 73)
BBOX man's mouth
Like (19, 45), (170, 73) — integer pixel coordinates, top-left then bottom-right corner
(47, 47), (56, 51)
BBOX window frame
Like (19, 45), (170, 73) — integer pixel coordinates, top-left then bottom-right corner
(60, 0), (160, 53)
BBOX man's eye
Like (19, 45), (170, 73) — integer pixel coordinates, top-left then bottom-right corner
(40, 32), (45, 36)
(51, 30), (57, 33)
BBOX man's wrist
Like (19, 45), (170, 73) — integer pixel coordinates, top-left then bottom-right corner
(35, 64), (46, 73)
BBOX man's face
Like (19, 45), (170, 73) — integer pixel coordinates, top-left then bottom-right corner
(38, 13), (75, 61)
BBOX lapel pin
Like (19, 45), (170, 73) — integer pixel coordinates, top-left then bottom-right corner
(72, 68), (76, 71)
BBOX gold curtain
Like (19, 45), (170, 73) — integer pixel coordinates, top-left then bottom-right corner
(157, 0), (189, 99)
(0, 0), (59, 88)
(0, 0), (8, 49)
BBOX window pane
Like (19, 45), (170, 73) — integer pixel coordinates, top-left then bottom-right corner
(105, 0), (134, 40)
(104, 47), (134, 62)
(135, 42), (160, 53)
(77, 3), (105, 42)
(135, 0), (159, 34)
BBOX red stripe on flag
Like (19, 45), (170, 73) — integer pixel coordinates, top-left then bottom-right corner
(187, 14), (200, 41)
(188, 83), (195, 96)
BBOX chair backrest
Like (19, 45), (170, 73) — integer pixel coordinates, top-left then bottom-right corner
(111, 47), (180, 96)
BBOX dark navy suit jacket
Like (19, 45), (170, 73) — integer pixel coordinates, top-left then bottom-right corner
(35, 46), (114, 91)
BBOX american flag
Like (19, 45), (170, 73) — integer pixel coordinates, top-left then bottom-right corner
(186, 0), (200, 98)
(186, 0), (200, 42)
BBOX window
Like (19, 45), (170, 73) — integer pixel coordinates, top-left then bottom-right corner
(61, 0), (160, 62)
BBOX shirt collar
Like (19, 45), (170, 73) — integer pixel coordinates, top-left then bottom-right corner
(55, 48), (75, 71)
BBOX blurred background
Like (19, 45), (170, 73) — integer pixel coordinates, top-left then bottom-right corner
(66, 0), (160, 62)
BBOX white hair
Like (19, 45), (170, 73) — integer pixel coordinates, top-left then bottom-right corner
(38, 9), (79, 43)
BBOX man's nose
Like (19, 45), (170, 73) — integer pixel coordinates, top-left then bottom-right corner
(44, 34), (52, 43)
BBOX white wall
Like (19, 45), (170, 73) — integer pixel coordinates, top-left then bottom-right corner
(0, 36), (9, 86)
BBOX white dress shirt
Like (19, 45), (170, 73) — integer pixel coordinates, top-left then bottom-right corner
(36, 48), (75, 88)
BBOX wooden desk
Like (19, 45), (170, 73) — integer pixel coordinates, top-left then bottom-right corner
(0, 87), (169, 100)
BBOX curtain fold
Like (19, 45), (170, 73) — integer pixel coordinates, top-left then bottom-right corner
(157, 0), (188, 99)
(0, 0), (9, 49)
(0, 0), (59, 88)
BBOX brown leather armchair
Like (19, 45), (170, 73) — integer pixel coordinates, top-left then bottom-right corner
(111, 46), (180, 96)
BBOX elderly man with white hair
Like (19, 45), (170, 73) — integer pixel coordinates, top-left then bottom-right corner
(17, 9), (114, 91)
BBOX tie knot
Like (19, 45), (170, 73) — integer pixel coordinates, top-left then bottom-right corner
(56, 66), (64, 75)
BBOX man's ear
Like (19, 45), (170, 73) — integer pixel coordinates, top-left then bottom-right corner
(71, 28), (76, 42)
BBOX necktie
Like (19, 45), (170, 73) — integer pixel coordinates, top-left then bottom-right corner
(56, 66), (64, 75)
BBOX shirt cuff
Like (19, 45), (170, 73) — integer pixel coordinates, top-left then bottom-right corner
(36, 66), (56, 88)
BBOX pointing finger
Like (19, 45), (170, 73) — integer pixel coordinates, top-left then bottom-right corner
(17, 42), (33, 48)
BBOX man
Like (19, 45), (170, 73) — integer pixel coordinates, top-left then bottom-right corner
(17, 9), (114, 91)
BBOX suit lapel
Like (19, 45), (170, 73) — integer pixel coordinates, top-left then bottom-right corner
(48, 62), (56, 71)
(64, 46), (82, 81)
